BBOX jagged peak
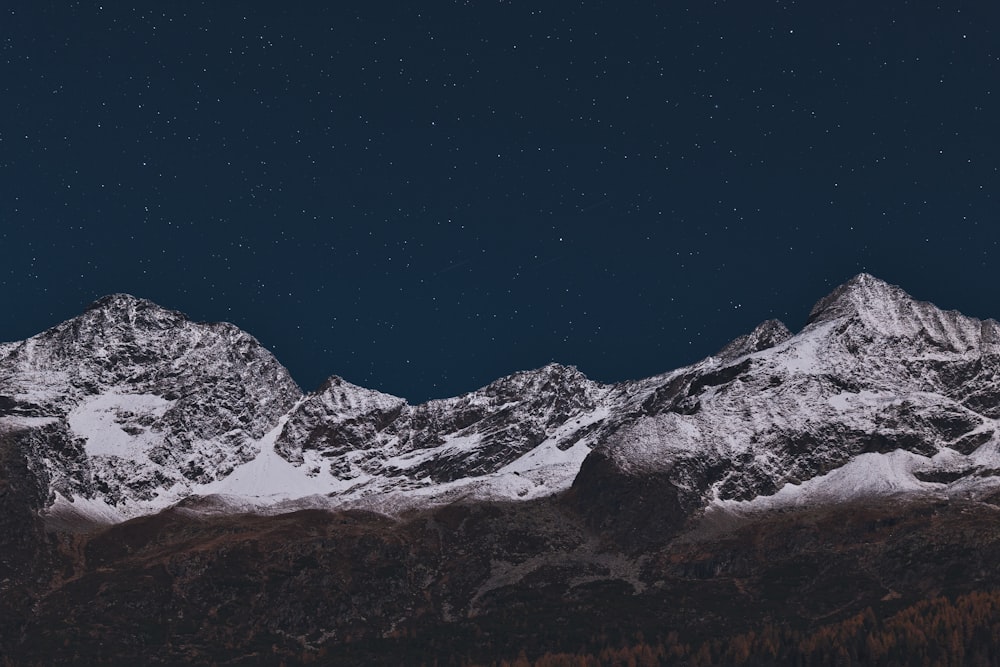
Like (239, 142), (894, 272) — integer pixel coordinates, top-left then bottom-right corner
(716, 318), (792, 360)
(493, 362), (591, 387)
(799, 273), (996, 353)
(85, 293), (167, 312)
(450, 362), (598, 404)
(805, 273), (914, 326)
(315, 375), (406, 404)
(81, 293), (187, 330)
(537, 361), (584, 376)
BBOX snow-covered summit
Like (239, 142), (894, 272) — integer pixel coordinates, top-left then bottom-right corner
(716, 318), (792, 360)
(576, 274), (1000, 536)
(0, 294), (302, 508)
(267, 359), (616, 508)
(84, 292), (184, 321)
(805, 273), (1000, 350)
(806, 272), (909, 324)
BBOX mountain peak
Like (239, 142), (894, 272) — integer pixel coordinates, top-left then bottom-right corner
(805, 273), (912, 326)
(482, 362), (594, 397)
(716, 318), (792, 360)
(536, 361), (585, 377)
(80, 294), (187, 332)
(315, 374), (406, 408)
(85, 293), (164, 313)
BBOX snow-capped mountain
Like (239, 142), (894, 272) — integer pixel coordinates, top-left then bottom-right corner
(0, 294), (634, 519)
(575, 273), (1000, 540)
(264, 363), (625, 511)
(4, 274), (1000, 527)
(0, 294), (301, 512)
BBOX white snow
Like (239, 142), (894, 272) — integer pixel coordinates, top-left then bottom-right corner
(768, 321), (836, 373)
(286, 405), (617, 513)
(382, 434), (483, 471)
(68, 392), (174, 459)
(480, 407), (615, 498)
(827, 390), (890, 411)
(928, 446), (971, 469)
(969, 437), (1000, 468)
(199, 418), (357, 499)
(502, 437), (590, 476)
(713, 450), (938, 513)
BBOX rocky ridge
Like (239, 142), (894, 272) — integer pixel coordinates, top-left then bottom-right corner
(0, 294), (301, 511)
(3, 274), (1000, 529)
(575, 273), (1000, 540)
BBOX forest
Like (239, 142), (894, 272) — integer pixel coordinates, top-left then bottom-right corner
(479, 590), (1000, 667)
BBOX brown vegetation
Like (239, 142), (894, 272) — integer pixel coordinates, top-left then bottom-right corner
(484, 590), (1000, 667)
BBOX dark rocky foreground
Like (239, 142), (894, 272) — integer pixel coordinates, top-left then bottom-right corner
(7, 477), (1000, 665)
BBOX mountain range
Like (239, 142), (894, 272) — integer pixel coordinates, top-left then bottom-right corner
(5, 273), (1000, 665)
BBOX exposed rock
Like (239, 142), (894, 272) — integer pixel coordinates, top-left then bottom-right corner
(0, 294), (301, 511)
(716, 318), (792, 360)
(574, 274), (1000, 540)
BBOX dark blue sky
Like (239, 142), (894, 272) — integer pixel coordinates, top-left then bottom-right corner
(2, 2), (998, 401)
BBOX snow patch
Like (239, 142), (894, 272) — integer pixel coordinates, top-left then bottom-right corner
(713, 450), (939, 512)
(769, 321), (837, 373)
(199, 418), (358, 500)
(382, 434), (483, 471)
(827, 390), (890, 411)
(68, 392), (174, 460)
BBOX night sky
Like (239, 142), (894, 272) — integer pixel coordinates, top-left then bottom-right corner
(2, 2), (999, 402)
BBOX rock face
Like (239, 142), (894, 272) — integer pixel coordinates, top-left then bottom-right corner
(574, 273), (1000, 542)
(272, 363), (617, 501)
(0, 294), (302, 510)
(0, 295), (641, 518)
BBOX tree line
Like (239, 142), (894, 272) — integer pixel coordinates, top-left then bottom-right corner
(478, 590), (1000, 667)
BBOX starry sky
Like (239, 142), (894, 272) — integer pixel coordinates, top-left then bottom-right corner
(2, 2), (999, 401)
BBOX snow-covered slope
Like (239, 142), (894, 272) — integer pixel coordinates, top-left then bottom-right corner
(270, 364), (616, 501)
(0, 296), (648, 521)
(0, 294), (302, 513)
(578, 273), (1000, 532)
